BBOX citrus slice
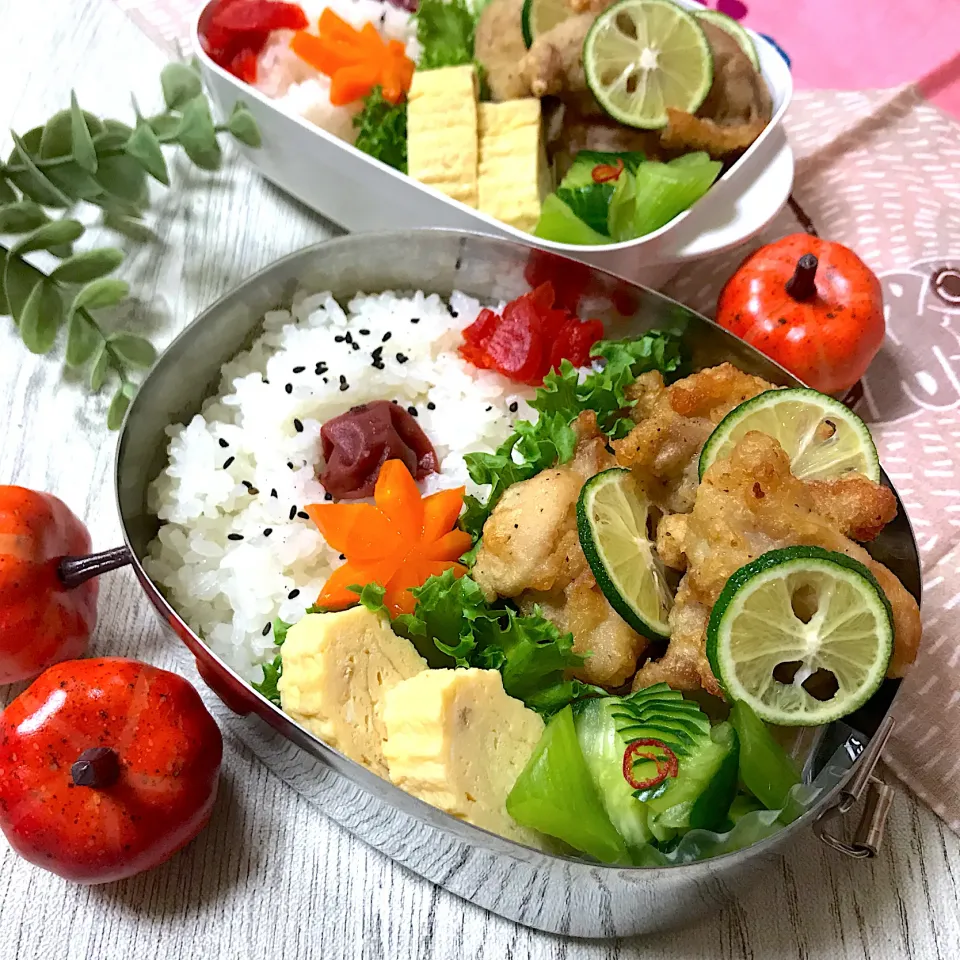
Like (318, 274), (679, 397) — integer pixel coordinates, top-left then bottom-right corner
(583, 0), (714, 130)
(521, 0), (574, 48)
(706, 546), (893, 726)
(577, 468), (673, 640)
(693, 9), (760, 70)
(699, 387), (881, 483)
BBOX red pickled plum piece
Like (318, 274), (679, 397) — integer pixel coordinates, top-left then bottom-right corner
(320, 400), (439, 500)
(200, 0), (307, 79)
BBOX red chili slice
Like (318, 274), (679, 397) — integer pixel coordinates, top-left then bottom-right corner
(622, 738), (679, 791)
(592, 158), (625, 183)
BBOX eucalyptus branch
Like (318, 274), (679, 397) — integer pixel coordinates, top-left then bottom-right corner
(0, 60), (261, 428)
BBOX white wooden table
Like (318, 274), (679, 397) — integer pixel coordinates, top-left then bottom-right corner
(1, 0), (959, 956)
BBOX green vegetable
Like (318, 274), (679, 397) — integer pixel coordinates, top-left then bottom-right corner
(461, 329), (683, 538)
(534, 193), (608, 245)
(552, 152), (645, 236)
(730, 701), (802, 810)
(386, 568), (599, 714)
(353, 87), (408, 173)
(415, 0), (477, 69)
(645, 722), (739, 841)
(506, 706), (630, 863)
(0, 62), (259, 428)
(630, 154), (723, 237)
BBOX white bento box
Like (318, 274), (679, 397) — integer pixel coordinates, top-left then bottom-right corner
(195, 0), (795, 288)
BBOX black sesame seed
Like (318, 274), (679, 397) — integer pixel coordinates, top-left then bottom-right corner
(270, 488), (278, 498)
(263, 379), (270, 385)
(392, 399), (399, 404)
(427, 401), (436, 411)
(451, 309), (459, 318)
(293, 365), (305, 374)
(242, 480), (253, 489)
(408, 406), (418, 417)
(323, 377), (329, 384)
(293, 418), (304, 433)
(359, 328), (370, 335)
(339, 378), (349, 392)
(382, 332), (392, 342)
(218, 438), (229, 448)
(288, 589), (301, 599)
(372, 361), (384, 370)
(297, 510), (310, 520)
(344, 332), (353, 344)
(352, 342), (360, 351)
(396, 353), (408, 364)
(223, 457), (235, 469)
(284, 383), (293, 395)
(339, 554), (346, 560)
(509, 401), (518, 413)
(262, 623), (272, 636)
(264, 528), (273, 537)
(485, 405), (492, 412)
(227, 533), (243, 541)
(410, 317), (420, 324)
(289, 505), (297, 520)
(372, 346), (384, 358)
(315, 362), (328, 375)
(324, 492), (333, 501)
(248, 487), (259, 495)
(287, 461), (294, 469)
(334, 335), (345, 343)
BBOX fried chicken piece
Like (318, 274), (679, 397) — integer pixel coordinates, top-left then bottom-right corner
(613, 363), (774, 514)
(472, 414), (648, 687)
(659, 22), (773, 160)
(633, 432), (921, 696)
(475, 0), (530, 101)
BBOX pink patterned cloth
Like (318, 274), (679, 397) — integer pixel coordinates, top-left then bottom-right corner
(116, 0), (960, 831)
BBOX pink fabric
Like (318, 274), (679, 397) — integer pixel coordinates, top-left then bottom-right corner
(697, 0), (960, 117)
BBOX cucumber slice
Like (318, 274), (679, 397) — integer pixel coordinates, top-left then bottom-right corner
(693, 9), (760, 70)
(577, 468), (673, 641)
(631, 157), (722, 236)
(729, 701), (801, 810)
(534, 193), (609, 245)
(699, 387), (881, 482)
(575, 698), (654, 851)
(584, 0), (714, 130)
(521, 0), (574, 49)
(707, 546), (894, 726)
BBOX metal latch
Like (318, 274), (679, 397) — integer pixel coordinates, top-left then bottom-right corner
(813, 715), (896, 859)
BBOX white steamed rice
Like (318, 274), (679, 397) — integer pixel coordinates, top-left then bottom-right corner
(145, 290), (532, 681)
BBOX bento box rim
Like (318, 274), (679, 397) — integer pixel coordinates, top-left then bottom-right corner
(190, 0), (795, 255)
(115, 228), (892, 875)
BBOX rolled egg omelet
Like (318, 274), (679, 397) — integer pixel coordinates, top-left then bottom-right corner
(278, 606), (427, 777)
(382, 668), (545, 846)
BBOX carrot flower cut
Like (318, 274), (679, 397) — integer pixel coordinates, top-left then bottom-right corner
(307, 460), (471, 616)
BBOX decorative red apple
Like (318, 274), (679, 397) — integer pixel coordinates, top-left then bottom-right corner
(0, 657), (223, 884)
(0, 486), (97, 683)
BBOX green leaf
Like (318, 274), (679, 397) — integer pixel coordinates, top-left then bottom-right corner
(19, 279), (64, 354)
(71, 277), (129, 312)
(3, 251), (44, 321)
(0, 179), (16, 205)
(8, 131), (72, 207)
(11, 219), (84, 256)
(0, 249), (8, 315)
(94, 152), (149, 207)
(147, 113), (180, 139)
(38, 110), (74, 158)
(161, 62), (203, 111)
(227, 102), (262, 148)
(125, 120), (169, 185)
(252, 653), (283, 706)
(65, 309), (101, 367)
(176, 96), (222, 171)
(47, 243), (74, 259)
(353, 88), (406, 172)
(415, 0), (476, 69)
(347, 582), (387, 612)
(107, 331), (156, 367)
(0, 200), (49, 233)
(70, 92), (98, 173)
(51, 247), (124, 283)
(89, 342), (110, 390)
(107, 385), (131, 429)
(44, 161), (103, 202)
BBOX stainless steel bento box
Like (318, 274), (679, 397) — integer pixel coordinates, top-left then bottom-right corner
(97, 231), (917, 937)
